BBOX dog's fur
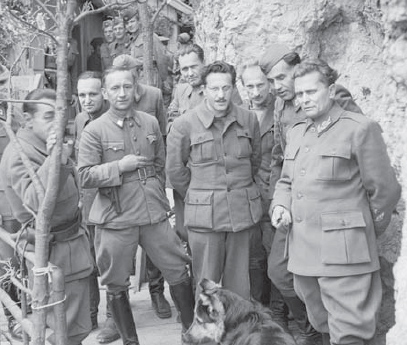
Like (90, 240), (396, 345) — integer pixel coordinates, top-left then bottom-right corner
(182, 279), (296, 345)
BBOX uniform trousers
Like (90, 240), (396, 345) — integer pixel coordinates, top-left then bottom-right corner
(268, 227), (296, 297)
(293, 271), (382, 345)
(188, 227), (253, 300)
(47, 277), (91, 345)
(95, 219), (190, 293)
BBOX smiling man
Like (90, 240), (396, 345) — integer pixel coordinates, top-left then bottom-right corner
(77, 67), (195, 345)
(271, 58), (401, 345)
(167, 61), (262, 300)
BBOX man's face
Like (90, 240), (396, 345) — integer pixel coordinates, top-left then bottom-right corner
(125, 17), (139, 34)
(204, 72), (233, 115)
(178, 52), (204, 87)
(26, 98), (56, 143)
(78, 78), (104, 115)
(242, 66), (270, 108)
(294, 71), (335, 120)
(103, 26), (115, 43)
(267, 59), (295, 101)
(102, 70), (135, 112)
(113, 23), (125, 40)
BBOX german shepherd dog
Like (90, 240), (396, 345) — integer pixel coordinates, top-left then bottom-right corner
(182, 279), (296, 345)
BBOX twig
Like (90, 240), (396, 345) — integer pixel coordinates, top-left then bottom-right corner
(74, 0), (135, 24)
(33, 0), (57, 23)
(152, 0), (169, 24)
(8, 9), (57, 44)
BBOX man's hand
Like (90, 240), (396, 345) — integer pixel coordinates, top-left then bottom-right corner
(270, 205), (292, 229)
(46, 131), (73, 164)
(118, 154), (150, 173)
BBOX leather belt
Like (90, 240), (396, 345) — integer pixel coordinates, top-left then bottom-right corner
(50, 215), (80, 242)
(122, 166), (156, 183)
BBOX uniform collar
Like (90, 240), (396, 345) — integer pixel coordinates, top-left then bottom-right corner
(196, 100), (244, 129)
(186, 83), (204, 98)
(303, 102), (344, 135)
(108, 108), (141, 129)
(17, 127), (47, 155)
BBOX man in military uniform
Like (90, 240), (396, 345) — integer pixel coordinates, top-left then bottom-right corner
(78, 67), (194, 345)
(122, 7), (168, 91)
(271, 58), (401, 345)
(167, 61), (262, 300)
(0, 89), (94, 345)
(167, 44), (242, 245)
(109, 17), (131, 61)
(0, 98), (23, 341)
(257, 44), (362, 345)
(101, 19), (115, 71)
(240, 61), (293, 338)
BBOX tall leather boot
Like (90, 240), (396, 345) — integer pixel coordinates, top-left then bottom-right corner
(146, 255), (172, 319)
(249, 268), (266, 304)
(269, 282), (290, 331)
(169, 279), (195, 332)
(283, 295), (322, 345)
(96, 294), (120, 344)
(89, 268), (100, 329)
(106, 290), (139, 345)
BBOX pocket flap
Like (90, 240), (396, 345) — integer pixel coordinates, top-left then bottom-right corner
(102, 141), (125, 152)
(191, 132), (214, 145)
(247, 185), (261, 200)
(319, 143), (351, 159)
(321, 211), (366, 231)
(186, 190), (213, 205)
(236, 128), (252, 139)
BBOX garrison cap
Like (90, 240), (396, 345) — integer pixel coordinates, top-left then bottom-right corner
(122, 7), (138, 22)
(102, 20), (113, 29)
(259, 44), (291, 75)
(112, 54), (140, 69)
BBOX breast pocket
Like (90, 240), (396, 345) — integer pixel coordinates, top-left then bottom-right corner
(102, 140), (125, 161)
(317, 144), (352, 181)
(320, 211), (371, 264)
(190, 132), (218, 164)
(236, 129), (252, 158)
(283, 145), (300, 177)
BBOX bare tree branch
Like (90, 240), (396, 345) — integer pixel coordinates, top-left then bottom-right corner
(73, 0), (135, 24)
(152, 0), (168, 24)
(33, 0), (57, 24)
(8, 10), (57, 44)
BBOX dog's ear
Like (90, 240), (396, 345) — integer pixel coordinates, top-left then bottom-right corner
(200, 278), (221, 295)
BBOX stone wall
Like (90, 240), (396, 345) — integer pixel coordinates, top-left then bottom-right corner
(192, 0), (406, 343)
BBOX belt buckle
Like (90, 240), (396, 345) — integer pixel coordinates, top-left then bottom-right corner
(137, 167), (148, 182)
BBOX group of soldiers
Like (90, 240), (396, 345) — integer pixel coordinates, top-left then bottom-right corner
(0, 8), (402, 345)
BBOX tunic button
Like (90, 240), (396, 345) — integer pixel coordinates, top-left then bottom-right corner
(300, 169), (306, 176)
(133, 136), (137, 141)
(129, 122), (134, 127)
(310, 127), (316, 133)
(304, 147), (310, 153)
(295, 217), (302, 223)
(341, 220), (347, 226)
(297, 192), (303, 199)
(136, 150), (140, 154)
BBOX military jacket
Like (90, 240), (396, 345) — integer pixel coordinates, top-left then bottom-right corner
(272, 103), (401, 277)
(167, 101), (263, 233)
(78, 108), (170, 229)
(0, 128), (93, 281)
(270, 84), (363, 198)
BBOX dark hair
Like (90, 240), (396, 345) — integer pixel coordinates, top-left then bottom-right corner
(201, 61), (237, 86)
(23, 89), (56, 114)
(282, 52), (301, 66)
(78, 71), (103, 82)
(102, 66), (135, 87)
(293, 58), (339, 86)
(176, 43), (204, 63)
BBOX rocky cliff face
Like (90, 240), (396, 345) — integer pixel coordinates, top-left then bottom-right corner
(193, 0), (407, 343)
